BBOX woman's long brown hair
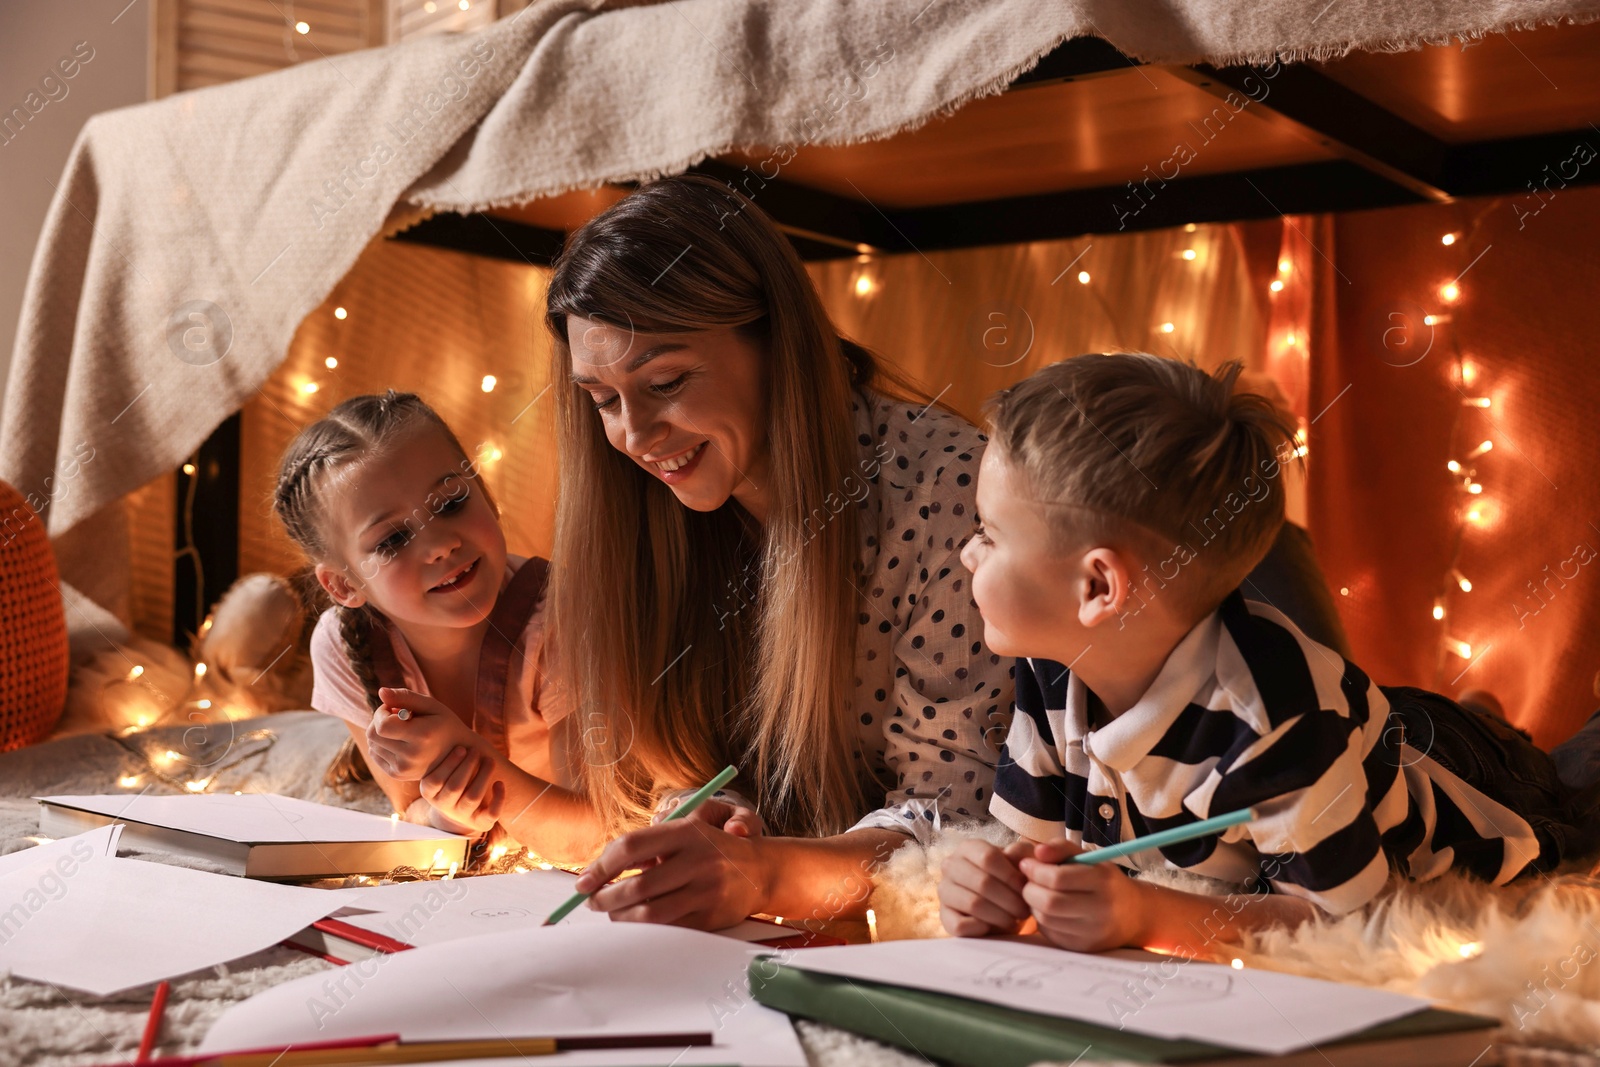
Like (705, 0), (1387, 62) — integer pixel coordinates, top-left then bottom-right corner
(545, 175), (905, 838)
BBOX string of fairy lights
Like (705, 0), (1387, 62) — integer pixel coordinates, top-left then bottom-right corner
(1428, 214), (1500, 685)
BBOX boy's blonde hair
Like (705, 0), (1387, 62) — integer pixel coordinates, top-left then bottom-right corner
(985, 353), (1299, 615)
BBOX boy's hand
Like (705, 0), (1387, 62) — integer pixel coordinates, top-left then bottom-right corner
(418, 743), (505, 833)
(365, 686), (479, 781)
(1019, 839), (1150, 952)
(939, 838), (1034, 937)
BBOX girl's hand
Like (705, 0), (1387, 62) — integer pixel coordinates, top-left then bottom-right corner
(574, 819), (766, 931)
(652, 797), (765, 838)
(1019, 839), (1150, 952)
(938, 838), (1033, 937)
(418, 743), (505, 833)
(365, 687), (479, 781)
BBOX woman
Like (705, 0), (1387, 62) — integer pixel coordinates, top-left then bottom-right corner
(544, 175), (1012, 930)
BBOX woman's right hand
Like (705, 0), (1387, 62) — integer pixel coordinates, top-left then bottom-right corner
(653, 797), (765, 838)
(365, 686), (479, 781)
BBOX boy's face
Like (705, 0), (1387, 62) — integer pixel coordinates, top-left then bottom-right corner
(961, 447), (1085, 660)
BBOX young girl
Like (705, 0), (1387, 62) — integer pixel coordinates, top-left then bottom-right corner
(273, 391), (600, 861)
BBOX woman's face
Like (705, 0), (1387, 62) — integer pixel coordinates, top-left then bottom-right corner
(568, 316), (772, 521)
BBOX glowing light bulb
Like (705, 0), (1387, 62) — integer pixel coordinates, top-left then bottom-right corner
(325, 356), (338, 369)
(1453, 570), (1473, 593)
(198, 699), (212, 709)
(854, 274), (875, 297)
(1460, 359), (1478, 385)
(1440, 282), (1460, 303)
(161, 749), (180, 763)
(1277, 258), (1291, 274)
(1442, 233), (1458, 246)
(1468, 440), (1493, 459)
(334, 307), (347, 320)
(490, 845), (508, 862)
(118, 775), (140, 788)
(1432, 601), (1445, 621)
(295, 20), (310, 34)
(1184, 223), (1197, 233)
(1448, 638), (1473, 659)
(538, 862), (554, 871)
(1285, 333), (1297, 346)
(185, 779), (208, 793)
(446, 861), (459, 879)
(1231, 958), (1244, 970)
(1077, 271), (1090, 285)
(195, 662), (208, 679)
(1467, 482), (1483, 495)
(1463, 397), (1491, 409)
(301, 382), (320, 395)
(1159, 322), (1175, 334)
(1446, 460), (1462, 474)
(458, 0), (469, 8)
(1269, 279), (1284, 293)
(1181, 249), (1197, 261)
(1459, 941), (1483, 959)
(867, 908), (879, 942)
(481, 375), (497, 393)
(1466, 506), (1485, 525)
(424, 0), (436, 10)
(1339, 587), (1350, 596)
(127, 665), (145, 681)
(390, 812), (399, 823)
(182, 463), (196, 476)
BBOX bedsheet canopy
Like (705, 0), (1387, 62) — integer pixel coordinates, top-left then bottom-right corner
(3, 0), (1598, 626)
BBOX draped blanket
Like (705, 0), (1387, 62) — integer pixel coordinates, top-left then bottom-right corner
(4, 0), (1598, 616)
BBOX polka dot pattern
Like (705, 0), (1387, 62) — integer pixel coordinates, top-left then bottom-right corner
(844, 389), (1016, 844)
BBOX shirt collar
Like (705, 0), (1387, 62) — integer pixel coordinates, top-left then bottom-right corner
(1083, 607), (1223, 772)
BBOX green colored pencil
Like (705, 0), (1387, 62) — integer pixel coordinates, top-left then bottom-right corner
(1070, 806), (1256, 864)
(543, 765), (741, 926)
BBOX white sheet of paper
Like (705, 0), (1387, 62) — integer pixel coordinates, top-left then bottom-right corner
(36, 793), (458, 844)
(0, 824), (121, 878)
(0, 849), (350, 996)
(201, 923), (807, 1066)
(330, 870), (791, 945)
(783, 938), (1430, 1055)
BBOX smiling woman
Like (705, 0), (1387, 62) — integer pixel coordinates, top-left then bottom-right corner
(543, 176), (1014, 930)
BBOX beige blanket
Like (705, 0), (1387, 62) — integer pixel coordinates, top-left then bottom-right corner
(5, 0), (1599, 619)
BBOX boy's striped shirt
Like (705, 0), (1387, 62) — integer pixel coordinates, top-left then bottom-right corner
(990, 591), (1543, 915)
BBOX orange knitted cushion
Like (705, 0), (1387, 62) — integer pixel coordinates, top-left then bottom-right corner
(0, 480), (69, 751)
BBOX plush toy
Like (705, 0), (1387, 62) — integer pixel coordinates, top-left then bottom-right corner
(59, 572), (312, 740)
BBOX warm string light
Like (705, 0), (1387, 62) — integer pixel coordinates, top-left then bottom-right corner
(1430, 225), (1494, 675)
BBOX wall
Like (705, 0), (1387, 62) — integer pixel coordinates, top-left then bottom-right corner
(0, 0), (148, 408)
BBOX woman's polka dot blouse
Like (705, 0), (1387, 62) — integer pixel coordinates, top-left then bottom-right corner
(845, 388), (1015, 844)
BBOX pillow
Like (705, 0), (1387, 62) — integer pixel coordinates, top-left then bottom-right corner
(0, 481), (69, 750)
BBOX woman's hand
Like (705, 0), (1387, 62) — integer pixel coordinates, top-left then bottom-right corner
(652, 797), (765, 838)
(417, 743), (505, 833)
(574, 819), (768, 931)
(938, 838), (1034, 937)
(1018, 839), (1150, 952)
(365, 686), (479, 781)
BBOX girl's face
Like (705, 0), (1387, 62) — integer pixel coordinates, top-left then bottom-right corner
(567, 317), (772, 522)
(314, 425), (508, 633)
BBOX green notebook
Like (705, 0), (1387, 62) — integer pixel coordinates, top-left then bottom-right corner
(749, 957), (1499, 1067)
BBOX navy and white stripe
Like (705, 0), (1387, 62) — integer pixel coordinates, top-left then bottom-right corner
(991, 591), (1542, 916)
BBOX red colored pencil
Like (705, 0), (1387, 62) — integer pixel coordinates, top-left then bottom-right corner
(137, 981), (171, 1064)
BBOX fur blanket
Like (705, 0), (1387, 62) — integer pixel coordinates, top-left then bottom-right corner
(6, 714), (1600, 1065)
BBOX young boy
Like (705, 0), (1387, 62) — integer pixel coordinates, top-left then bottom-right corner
(940, 353), (1593, 956)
